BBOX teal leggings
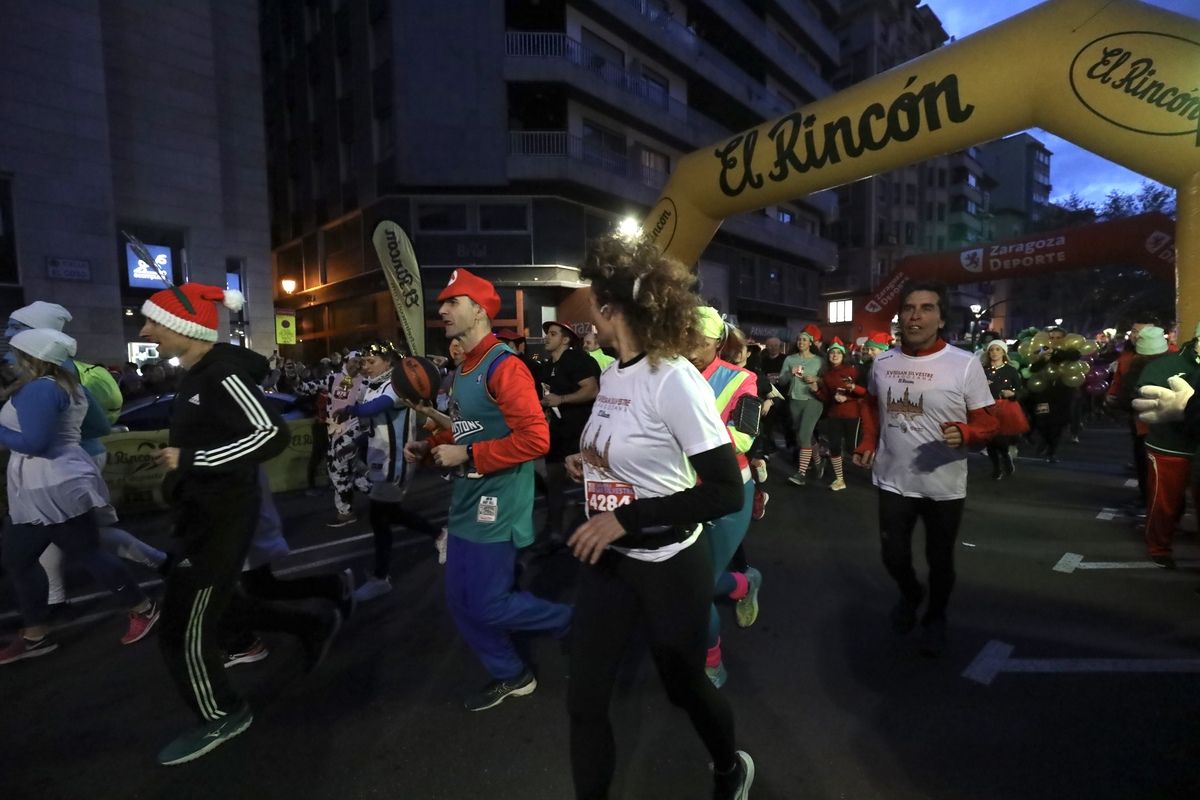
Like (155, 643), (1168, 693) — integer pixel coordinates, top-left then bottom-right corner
(788, 398), (824, 447)
(706, 479), (755, 648)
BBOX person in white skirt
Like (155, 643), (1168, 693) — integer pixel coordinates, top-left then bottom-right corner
(0, 329), (159, 664)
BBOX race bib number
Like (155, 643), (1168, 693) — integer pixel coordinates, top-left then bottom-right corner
(477, 496), (498, 524)
(586, 480), (636, 513)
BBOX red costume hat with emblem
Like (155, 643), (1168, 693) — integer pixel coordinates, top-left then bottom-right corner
(826, 336), (847, 353)
(437, 268), (501, 319)
(141, 282), (244, 342)
(803, 324), (823, 342)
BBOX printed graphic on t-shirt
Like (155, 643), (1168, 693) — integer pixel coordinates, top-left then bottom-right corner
(885, 386), (926, 431)
(447, 396), (484, 442)
(579, 423), (614, 475)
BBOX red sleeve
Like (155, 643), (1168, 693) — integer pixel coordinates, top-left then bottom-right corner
(854, 392), (880, 454)
(949, 406), (999, 448)
(473, 355), (550, 473)
(813, 375), (831, 403)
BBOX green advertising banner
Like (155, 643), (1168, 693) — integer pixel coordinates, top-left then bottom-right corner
(99, 418), (321, 514)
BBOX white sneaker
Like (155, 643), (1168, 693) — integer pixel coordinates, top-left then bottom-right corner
(435, 528), (448, 566)
(830, 478), (847, 491)
(353, 576), (392, 603)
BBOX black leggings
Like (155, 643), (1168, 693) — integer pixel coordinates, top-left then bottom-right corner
(368, 500), (441, 579)
(567, 541), (736, 799)
(878, 489), (965, 621)
(820, 416), (860, 457)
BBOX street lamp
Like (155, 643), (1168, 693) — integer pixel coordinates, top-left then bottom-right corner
(1054, 317), (1063, 326)
(281, 278), (297, 295)
(616, 216), (641, 239)
(968, 304), (983, 344)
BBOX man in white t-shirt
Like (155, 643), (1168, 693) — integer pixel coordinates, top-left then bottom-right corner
(853, 283), (997, 656)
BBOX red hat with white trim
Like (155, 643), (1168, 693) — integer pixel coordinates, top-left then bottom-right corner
(141, 282), (245, 342)
(437, 268), (501, 319)
(803, 324), (823, 342)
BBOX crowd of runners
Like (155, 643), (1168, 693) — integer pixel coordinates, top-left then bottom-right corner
(0, 230), (1190, 799)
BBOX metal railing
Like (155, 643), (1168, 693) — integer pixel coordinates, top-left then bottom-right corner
(505, 32), (727, 139)
(599, 0), (796, 119)
(507, 131), (668, 190)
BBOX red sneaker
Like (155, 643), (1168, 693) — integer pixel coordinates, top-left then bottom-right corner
(121, 601), (161, 645)
(752, 489), (769, 521)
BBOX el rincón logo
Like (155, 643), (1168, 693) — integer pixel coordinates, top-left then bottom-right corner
(1071, 31), (1200, 144)
(886, 387), (924, 421)
(714, 73), (975, 197)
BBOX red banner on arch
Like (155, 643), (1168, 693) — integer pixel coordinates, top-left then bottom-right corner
(855, 212), (1176, 336)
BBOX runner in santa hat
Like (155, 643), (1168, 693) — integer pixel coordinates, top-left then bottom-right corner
(139, 282), (292, 765)
(812, 337), (865, 491)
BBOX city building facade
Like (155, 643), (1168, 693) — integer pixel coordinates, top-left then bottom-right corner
(822, 0), (990, 341)
(0, 0), (273, 364)
(261, 0), (843, 360)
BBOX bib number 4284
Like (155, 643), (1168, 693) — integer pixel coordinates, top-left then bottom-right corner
(586, 480), (636, 513)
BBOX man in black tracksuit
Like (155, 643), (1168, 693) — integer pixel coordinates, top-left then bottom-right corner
(139, 282), (291, 765)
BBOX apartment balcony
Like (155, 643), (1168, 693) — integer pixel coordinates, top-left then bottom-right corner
(771, 0), (840, 66)
(505, 32), (728, 148)
(588, 0), (796, 123)
(723, 211), (839, 269)
(507, 131), (664, 205)
(703, 0), (832, 102)
(508, 132), (834, 265)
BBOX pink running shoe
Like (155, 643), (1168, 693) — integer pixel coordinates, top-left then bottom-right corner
(121, 601), (161, 645)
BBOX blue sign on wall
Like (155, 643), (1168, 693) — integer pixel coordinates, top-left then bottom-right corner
(125, 242), (172, 290)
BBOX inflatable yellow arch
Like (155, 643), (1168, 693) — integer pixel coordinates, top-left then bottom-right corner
(642, 0), (1200, 332)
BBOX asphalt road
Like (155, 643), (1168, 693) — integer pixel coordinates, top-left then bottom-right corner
(3, 421), (1199, 799)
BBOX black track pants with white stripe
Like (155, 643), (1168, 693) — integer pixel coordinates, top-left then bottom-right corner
(159, 475), (260, 723)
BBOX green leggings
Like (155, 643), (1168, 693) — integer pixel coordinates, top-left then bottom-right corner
(788, 398), (824, 447)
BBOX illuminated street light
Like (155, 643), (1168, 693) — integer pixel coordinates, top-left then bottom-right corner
(970, 303), (983, 315)
(616, 216), (641, 239)
(1054, 317), (1063, 326)
(281, 278), (297, 295)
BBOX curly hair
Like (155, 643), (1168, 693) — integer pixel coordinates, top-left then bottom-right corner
(582, 234), (703, 363)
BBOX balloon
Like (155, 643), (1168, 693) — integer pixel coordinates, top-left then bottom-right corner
(1031, 332), (1051, 350)
(1088, 364), (1109, 380)
(1042, 362), (1060, 378)
(1064, 360), (1089, 379)
(1078, 341), (1099, 358)
(1061, 370), (1086, 388)
(1020, 367), (1032, 379)
(1018, 340), (1037, 361)
(1084, 379), (1110, 397)
(1027, 373), (1049, 393)
(1063, 333), (1087, 350)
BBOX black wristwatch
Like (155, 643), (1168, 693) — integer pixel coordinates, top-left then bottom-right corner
(465, 443), (475, 469)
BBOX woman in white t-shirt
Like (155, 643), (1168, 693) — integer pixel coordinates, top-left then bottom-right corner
(564, 235), (754, 800)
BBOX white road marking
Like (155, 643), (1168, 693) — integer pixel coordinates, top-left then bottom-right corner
(1124, 479), (1138, 488)
(963, 640), (1200, 686)
(1095, 508), (1120, 521)
(1053, 552), (1197, 573)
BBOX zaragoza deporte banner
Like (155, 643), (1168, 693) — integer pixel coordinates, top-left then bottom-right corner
(639, 0), (1200, 334)
(858, 212), (1177, 335)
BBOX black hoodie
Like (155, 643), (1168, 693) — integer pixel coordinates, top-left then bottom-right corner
(168, 344), (289, 476)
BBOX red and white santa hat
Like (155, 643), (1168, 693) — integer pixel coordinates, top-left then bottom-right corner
(141, 282), (244, 342)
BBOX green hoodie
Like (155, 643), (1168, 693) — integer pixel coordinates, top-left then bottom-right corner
(1136, 342), (1200, 456)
